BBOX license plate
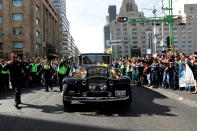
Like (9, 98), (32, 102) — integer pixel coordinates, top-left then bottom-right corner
(115, 90), (126, 96)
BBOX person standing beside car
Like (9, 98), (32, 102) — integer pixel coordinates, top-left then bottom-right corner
(58, 58), (68, 92)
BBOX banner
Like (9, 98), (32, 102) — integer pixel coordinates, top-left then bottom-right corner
(179, 62), (195, 87)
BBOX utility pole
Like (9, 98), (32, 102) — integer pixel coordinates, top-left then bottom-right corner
(161, 0), (165, 51)
(153, 6), (157, 55)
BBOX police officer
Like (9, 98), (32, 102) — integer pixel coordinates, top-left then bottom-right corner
(0, 59), (9, 91)
(43, 60), (55, 92)
(3, 54), (27, 109)
(29, 60), (38, 87)
(58, 58), (68, 92)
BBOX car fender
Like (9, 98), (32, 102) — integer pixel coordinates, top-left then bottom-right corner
(116, 76), (131, 85)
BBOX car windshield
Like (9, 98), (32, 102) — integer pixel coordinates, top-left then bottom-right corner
(82, 55), (110, 65)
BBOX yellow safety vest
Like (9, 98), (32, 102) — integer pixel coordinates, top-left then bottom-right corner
(44, 65), (51, 70)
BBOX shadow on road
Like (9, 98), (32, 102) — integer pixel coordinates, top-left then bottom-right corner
(21, 103), (64, 114)
(63, 86), (177, 117)
(0, 114), (128, 131)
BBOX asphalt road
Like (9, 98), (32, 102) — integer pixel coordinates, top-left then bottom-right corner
(0, 85), (197, 131)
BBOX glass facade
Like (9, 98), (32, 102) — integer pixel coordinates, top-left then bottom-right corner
(13, 27), (23, 35)
(13, 42), (23, 49)
(36, 5), (39, 12)
(13, 14), (23, 21)
(36, 18), (39, 24)
(0, 16), (2, 23)
(36, 31), (39, 37)
(0, 2), (2, 10)
(0, 43), (2, 49)
(13, 0), (23, 7)
(0, 30), (2, 36)
(51, 0), (70, 32)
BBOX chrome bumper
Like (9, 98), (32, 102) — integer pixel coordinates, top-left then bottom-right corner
(63, 96), (129, 102)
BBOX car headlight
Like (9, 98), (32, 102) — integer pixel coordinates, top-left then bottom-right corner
(109, 68), (120, 79)
(75, 68), (87, 79)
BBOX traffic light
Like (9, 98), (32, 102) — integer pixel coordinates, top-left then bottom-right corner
(166, 36), (170, 47)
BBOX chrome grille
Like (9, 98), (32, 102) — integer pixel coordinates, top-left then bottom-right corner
(87, 66), (108, 77)
(87, 77), (108, 85)
(87, 77), (108, 91)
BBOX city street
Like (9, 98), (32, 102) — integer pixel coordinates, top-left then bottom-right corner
(0, 85), (197, 131)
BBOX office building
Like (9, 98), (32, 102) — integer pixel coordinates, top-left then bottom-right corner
(0, 0), (62, 58)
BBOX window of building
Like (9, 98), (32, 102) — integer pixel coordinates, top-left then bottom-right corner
(182, 45), (185, 48)
(188, 45), (192, 48)
(13, 14), (23, 21)
(142, 37), (146, 39)
(116, 28), (120, 31)
(189, 7), (194, 12)
(13, 42), (23, 49)
(36, 18), (39, 25)
(132, 32), (137, 35)
(36, 5), (39, 12)
(0, 16), (2, 23)
(182, 41), (186, 43)
(0, 43), (2, 49)
(13, 27), (23, 35)
(123, 23), (127, 27)
(0, 30), (2, 36)
(0, 2), (2, 10)
(124, 37), (127, 40)
(36, 31), (39, 37)
(13, 0), (23, 7)
(174, 45), (178, 48)
(188, 41), (192, 43)
(123, 28), (127, 31)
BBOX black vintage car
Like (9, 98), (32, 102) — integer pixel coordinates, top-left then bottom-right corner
(62, 53), (132, 109)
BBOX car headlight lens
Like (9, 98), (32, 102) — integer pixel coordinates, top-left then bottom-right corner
(109, 69), (120, 79)
(100, 83), (107, 91)
(75, 68), (87, 79)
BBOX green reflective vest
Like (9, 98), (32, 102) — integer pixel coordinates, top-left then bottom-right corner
(31, 64), (37, 73)
(58, 65), (67, 75)
(126, 65), (130, 72)
(0, 63), (9, 74)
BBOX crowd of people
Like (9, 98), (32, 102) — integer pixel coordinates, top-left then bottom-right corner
(112, 51), (197, 94)
(1, 51), (197, 109)
(0, 54), (76, 108)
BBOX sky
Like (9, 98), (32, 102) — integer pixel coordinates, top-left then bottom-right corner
(67, 0), (197, 53)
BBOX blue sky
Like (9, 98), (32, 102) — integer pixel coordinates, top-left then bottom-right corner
(67, 0), (196, 53)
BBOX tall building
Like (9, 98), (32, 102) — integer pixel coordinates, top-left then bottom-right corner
(104, 5), (116, 52)
(110, 0), (144, 58)
(108, 6), (117, 23)
(0, 0), (62, 58)
(109, 0), (197, 58)
(51, 0), (77, 58)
